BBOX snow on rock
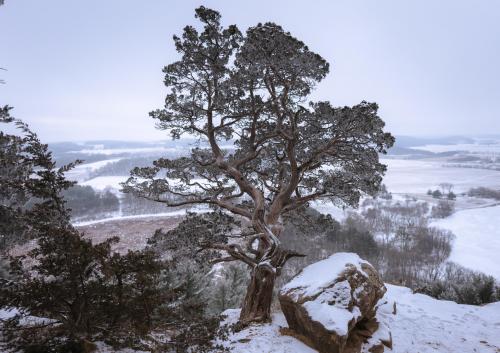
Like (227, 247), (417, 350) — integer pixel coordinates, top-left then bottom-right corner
(302, 285), (360, 336)
(279, 253), (387, 353)
(280, 252), (371, 301)
(220, 285), (500, 353)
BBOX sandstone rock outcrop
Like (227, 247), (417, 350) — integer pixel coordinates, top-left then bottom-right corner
(279, 253), (391, 353)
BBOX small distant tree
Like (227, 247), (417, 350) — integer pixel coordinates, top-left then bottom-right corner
(124, 7), (394, 324)
(439, 182), (453, 195)
(432, 189), (442, 199)
(447, 191), (456, 200)
(377, 184), (392, 200)
(431, 200), (454, 218)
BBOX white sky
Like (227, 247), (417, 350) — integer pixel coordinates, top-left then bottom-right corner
(1, 0), (499, 142)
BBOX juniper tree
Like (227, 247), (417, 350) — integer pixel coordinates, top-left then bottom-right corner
(0, 110), (224, 352)
(0, 106), (77, 250)
(124, 7), (394, 324)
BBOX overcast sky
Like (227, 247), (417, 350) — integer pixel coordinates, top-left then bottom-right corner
(1, 0), (499, 142)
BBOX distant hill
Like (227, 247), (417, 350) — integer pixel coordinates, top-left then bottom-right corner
(394, 135), (475, 148)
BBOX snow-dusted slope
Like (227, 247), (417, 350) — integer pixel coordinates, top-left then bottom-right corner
(219, 309), (317, 353)
(378, 285), (500, 353)
(432, 205), (500, 280)
(220, 284), (500, 353)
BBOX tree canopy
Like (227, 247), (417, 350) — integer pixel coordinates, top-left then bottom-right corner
(124, 6), (394, 323)
(125, 6), (393, 251)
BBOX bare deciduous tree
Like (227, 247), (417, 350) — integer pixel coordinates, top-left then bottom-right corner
(123, 7), (394, 324)
(439, 182), (454, 195)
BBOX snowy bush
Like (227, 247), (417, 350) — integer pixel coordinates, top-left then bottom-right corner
(468, 187), (500, 200)
(0, 112), (227, 352)
(431, 200), (455, 218)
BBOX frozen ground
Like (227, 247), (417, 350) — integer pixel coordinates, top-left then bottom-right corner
(432, 205), (500, 280)
(220, 284), (500, 353)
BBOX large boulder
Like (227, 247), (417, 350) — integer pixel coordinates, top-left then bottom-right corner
(279, 253), (391, 353)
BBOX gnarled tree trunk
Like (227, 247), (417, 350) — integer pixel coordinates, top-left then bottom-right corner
(238, 236), (305, 325)
(239, 262), (276, 324)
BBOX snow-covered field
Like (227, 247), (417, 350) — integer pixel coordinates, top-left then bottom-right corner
(433, 205), (500, 280)
(221, 284), (500, 353)
(65, 158), (122, 181)
(411, 142), (500, 154)
(73, 151), (500, 196)
(71, 143), (500, 286)
(68, 146), (178, 155)
(73, 206), (209, 227)
(73, 210), (189, 227)
(381, 158), (500, 194)
(80, 175), (129, 191)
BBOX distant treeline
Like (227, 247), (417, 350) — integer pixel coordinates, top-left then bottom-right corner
(63, 185), (174, 222)
(467, 187), (500, 200)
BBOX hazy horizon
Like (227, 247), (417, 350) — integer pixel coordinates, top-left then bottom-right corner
(1, 0), (500, 142)
(43, 134), (500, 146)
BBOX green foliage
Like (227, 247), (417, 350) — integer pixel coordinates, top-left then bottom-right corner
(327, 222), (380, 260)
(148, 211), (238, 262)
(432, 190), (442, 198)
(0, 106), (79, 250)
(0, 110), (226, 352)
(416, 262), (499, 305)
(209, 263), (250, 314)
(62, 185), (119, 219)
(124, 5), (394, 239)
(1, 229), (168, 351)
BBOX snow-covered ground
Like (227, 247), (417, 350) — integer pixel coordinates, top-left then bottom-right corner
(219, 309), (317, 353)
(411, 142), (500, 154)
(72, 206), (209, 227)
(68, 146), (178, 155)
(432, 205), (500, 280)
(80, 175), (129, 191)
(65, 158), (122, 181)
(72, 210), (190, 227)
(310, 200), (350, 220)
(381, 158), (500, 194)
(70, 146), (500, 286)
(76, 158), (500, 196)
(220, 284), (500, 353)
